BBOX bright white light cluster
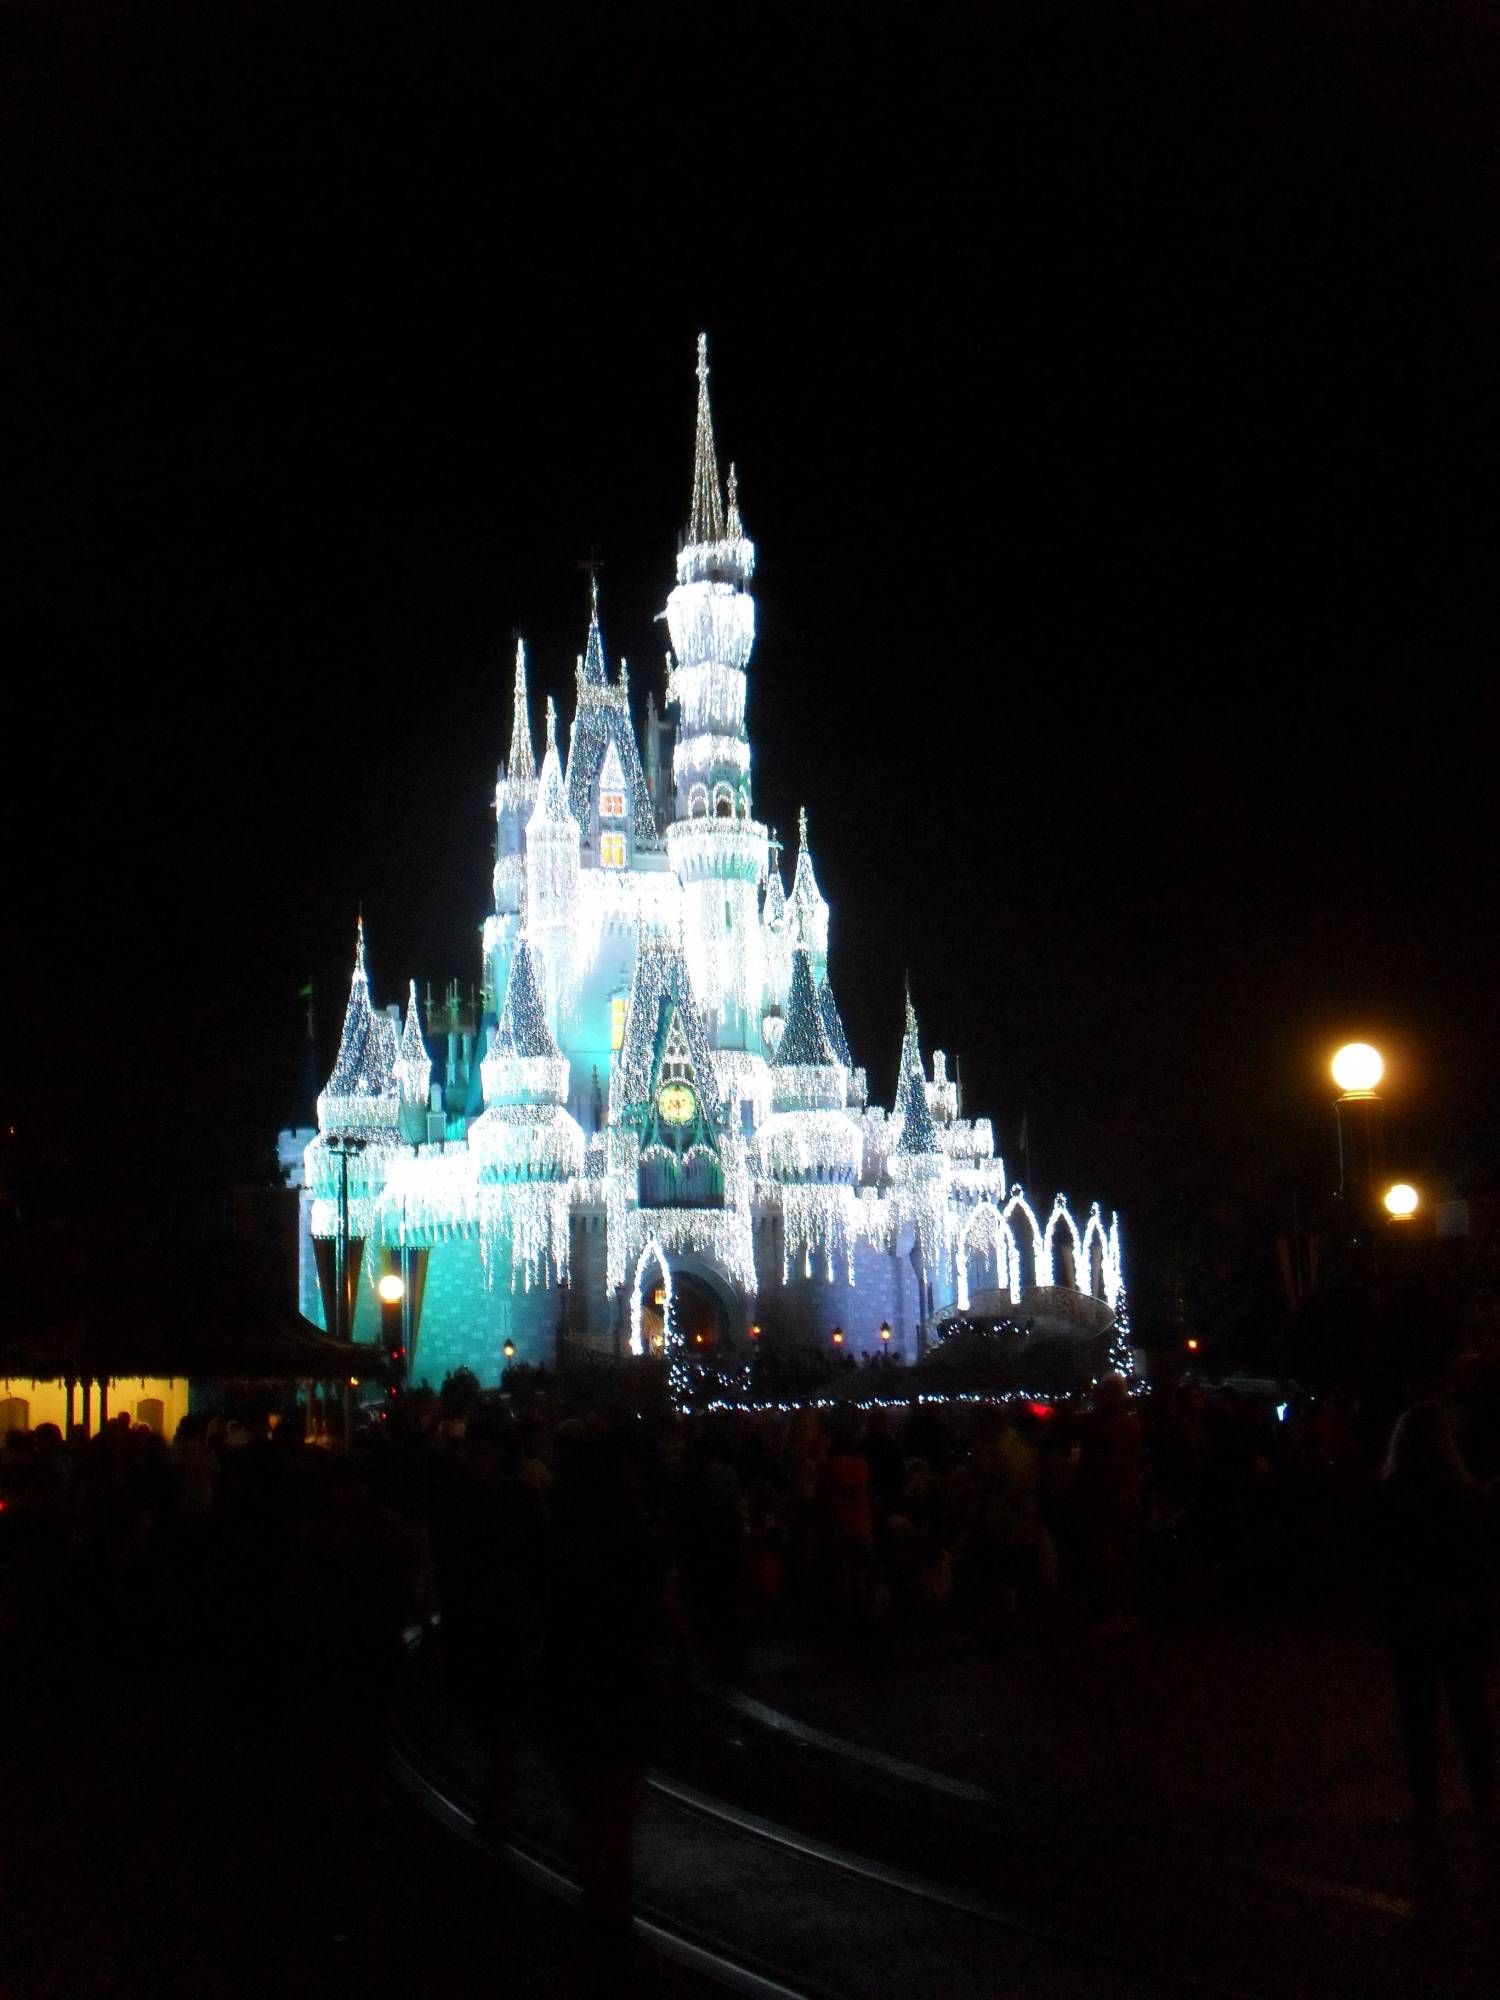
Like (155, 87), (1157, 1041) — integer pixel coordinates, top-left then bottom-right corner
(677, 871), (767, 1027)
(754, 1110), (864, 1183)
(477, 1180), (574, 1292)
(938, 1119), (995, 1163)
(674, 536), (757, 588)
(953, 1191), (1124, 1313)
(667, 661), (748, 737)
(715, 1050), (773, 1126)
(480, 1052), (570, 1107)
(571, 867), (683, 979)
(776, 1183), (863, 1284)
(888, 1150), (953, 1262)
(666, 818), (768, 883)
(673, 731), (752, 782)
(470, 1103), (584, 1182)
(926, 1050), (959, 1123)
(666, 581), (756, 673)
(768, 1064), (849, 1113)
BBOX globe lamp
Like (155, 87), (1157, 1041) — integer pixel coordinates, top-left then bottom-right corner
(1332, 1043), (1383, 1097)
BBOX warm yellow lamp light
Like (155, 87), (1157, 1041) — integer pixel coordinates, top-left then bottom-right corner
(1332, 1042), (1383, 1096)
(377, 1274), (406, 1304)
(1383, 1183), (1419, 1219)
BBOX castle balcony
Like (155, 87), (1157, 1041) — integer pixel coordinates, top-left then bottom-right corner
(667, 658), (748, 737)
(672, 539), (756, 595)
(666, 816), (768, 885)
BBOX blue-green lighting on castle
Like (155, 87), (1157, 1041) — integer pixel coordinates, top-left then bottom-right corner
(282, 337), (1126, 1387)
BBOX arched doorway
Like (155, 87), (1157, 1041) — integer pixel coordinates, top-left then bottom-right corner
(629, 1242), (744, 1359)
(671, 1268), (732, 1357)
(639, 1268), (735, 1357)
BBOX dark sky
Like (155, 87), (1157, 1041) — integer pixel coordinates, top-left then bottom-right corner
(9, 1), (1498, 1285)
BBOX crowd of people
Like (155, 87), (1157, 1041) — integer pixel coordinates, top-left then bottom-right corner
(1, 1353), (1496, 1963)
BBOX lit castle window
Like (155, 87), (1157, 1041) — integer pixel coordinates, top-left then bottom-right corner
(600, 789), (626, 820)
(601, 833), (626, 868)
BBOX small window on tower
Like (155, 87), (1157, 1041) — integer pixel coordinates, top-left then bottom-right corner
(601, 833), (626, 868)
(600, 789), (626, 820)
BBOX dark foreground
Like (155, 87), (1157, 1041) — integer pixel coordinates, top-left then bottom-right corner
(2, 1376), (1497, 1997)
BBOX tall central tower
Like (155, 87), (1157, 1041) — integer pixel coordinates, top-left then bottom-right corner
(665, 336), (768, 1052)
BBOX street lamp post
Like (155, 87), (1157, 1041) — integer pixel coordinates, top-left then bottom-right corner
(1331, 1043), (1386, 1215)
(326, 1136), (367, 1448)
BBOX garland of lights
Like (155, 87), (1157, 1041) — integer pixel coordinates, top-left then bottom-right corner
(666, 661), (749, 736)
(673, 731), (752, 782)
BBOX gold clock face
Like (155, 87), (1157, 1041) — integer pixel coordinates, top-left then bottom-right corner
(657, 1083), (696, 1126)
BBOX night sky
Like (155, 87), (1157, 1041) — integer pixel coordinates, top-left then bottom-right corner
(10, 2), (1498, 1320)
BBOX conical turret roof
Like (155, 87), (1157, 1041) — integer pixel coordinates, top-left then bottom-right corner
(817, 972), (853, 1068)
(687, 332), (725, 546)
(326, 918), (378, 1097)
(495, 939), (562, 1060)
(396, 980), (431, 1100)
(507, 639), (536, 785)
(893, 992), (938, 1157)
(790, 808), (829, 942)
(579, 576), (607, 689)
(774, 949), (836, 1068)
(763, 834), (788, 929)
(529, 699), (575, 829)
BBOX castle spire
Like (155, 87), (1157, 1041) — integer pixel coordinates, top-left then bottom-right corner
(687, 332), (725, 546)
(397, 979), (432, 1110)
(725, 461), (744, 539)
(893, 988), (938, 1156)
(530, 697), (571, 825)
(508, 639), (536, 784)
(789, 807), (831, 971)
(579, 573), (607, 688)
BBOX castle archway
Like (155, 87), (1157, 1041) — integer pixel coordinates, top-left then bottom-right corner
(628, 1242), (745, 1358)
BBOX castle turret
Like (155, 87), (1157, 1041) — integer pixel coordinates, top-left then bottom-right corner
(397, 979), (433, 1140)
(770, 947), (847, 1112)
(469, 937), (584, 1288)
(892, 990), (939, 1158)
(789, 807), (831, 980)
(664, 335), (768, 1042)
(526, 698), (580, 1027)
(494, 639), (537, 914)
(485, 640), (538, 1017)
(317, 919), (402, 1140)
(565, 582), (657, 856)
(480, 938), (570, 1110)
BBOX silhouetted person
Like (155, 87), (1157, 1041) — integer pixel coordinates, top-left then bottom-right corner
(672, 1419), (744, 1673)
(1076, 1372), (1145, 1636)
(1373, 1400), (1496, 1829)
(541, 1422), (668, 1987)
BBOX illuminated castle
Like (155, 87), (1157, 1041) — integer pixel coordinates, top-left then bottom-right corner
(286, 339), (1125, 1386)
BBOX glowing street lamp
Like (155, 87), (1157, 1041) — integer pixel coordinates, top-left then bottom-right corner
(1383, 1183), (1419, 1221)
(1330, 1041), (1386, 1204)
(377, 1268), (410, 1393)
(1332, 1043), (1384, 1098)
